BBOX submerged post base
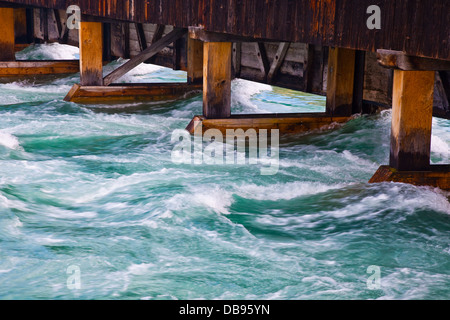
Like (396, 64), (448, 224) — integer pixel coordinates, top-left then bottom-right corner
(369, 165), (450, 190)
(64, 83), (202, 103)
(0, 60), (80, 76)
(186, 113), (351, 135)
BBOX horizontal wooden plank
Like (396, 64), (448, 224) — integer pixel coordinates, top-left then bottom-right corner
(377, 49), (450, 71)
(64, 82), (202, 103)
(0, 60), (79, 75)
(186, 114), (351, 135)
(369, 165), (450, 190)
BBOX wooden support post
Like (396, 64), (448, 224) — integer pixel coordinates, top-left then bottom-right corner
(254, 42), (269, 81)
(390, 70), (435, 171)
(135, 23), (147, 52)
(370, 50), (449, 189)
(352, 50), (365, 114)
(172, 36), (184, 71)
(326, 47), (356, 116)
(267, 42), (290, 84)
(103, 23), (112, 62)
(25, 8), (34, 44)
(232, 42), (241, 78)
(0, 7), (16, 61)
(187, 37), (203, 84)
(147, 24), (165, 64)
(304, 44), (316, 92)
(14, 8), (28, 44)
(40, 8), (48, 42)
(203, 42), (232, 119)
(79, 22), (103, 86)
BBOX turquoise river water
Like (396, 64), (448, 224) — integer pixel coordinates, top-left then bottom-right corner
(0, 43), (449, 300)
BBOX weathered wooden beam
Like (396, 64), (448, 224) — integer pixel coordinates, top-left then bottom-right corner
(369, 165), (450, 191)
(187, 37), (203, 84)
(303, 44), (316, 92)
(0, 7), (15, 61)
(25, 8), (34, 43)
(103, 28), (186, 86)
(377, 49), (450, 71)
(232, 42), (241, 78)
(52, 9), (62, 41)
(123, 22), (130, 59)
(390, 70), (435, 171)
(186, 114), (351, 135)
(188, 27), (273, 43)
(203, 42), (232, 119)
(135, 23), (147, 52)
(326, 47), (356, 116)
(0, 60), (79, 75)
(267, 42), (290, 83)
(39, 8), (48, 42)
(352, 50), (366, 114)
(254, 42), (270, 80)
(102, 23), (112, 61)
(151, 24), (165, 44)
(79, 21), (103, 86)
(63, 82), (202, 103)
(172, 36), (184, 70)
(14, 8), (27, 44)
(147, 24), (165, 64)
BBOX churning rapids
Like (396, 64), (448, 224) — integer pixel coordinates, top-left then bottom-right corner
(0, 43), (449, 300)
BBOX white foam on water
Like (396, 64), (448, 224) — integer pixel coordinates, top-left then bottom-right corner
(377, 267), (448, 300)
(341, 150), (379, 171)
(0, 132), (21, 149)
(165, 185), (234, 215)
(431, 134), (450, 161)
(16, 43), (79, 60)
(32, 236), (66, 245)
(234, 181), (348, 201)
(231, 78), (273, 113)
(102, 59), (165, 83)
(42, 208), (98, 220)
(127, 263), (155, 276)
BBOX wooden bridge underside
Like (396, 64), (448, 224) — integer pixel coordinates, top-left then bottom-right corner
(0, 0), (449, 190)
(1, 0), (450, 118)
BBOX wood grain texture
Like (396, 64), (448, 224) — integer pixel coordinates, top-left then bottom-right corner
(369, 165), (450, 190)
(79, 21), (103, 85)
(203, 42), (232, 119)
(0, 60), (79, 75)
(2, 0), (448, 60)
(186, 113), (351, 135)
(326, 47), (356, 116)
(0, 7), (16, 61)
(63, 82), (202, 103)
(187, 37), (203, 84)
(390, 70), (435, 171)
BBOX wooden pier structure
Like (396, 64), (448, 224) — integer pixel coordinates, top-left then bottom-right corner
(0, 0), (449, 190)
